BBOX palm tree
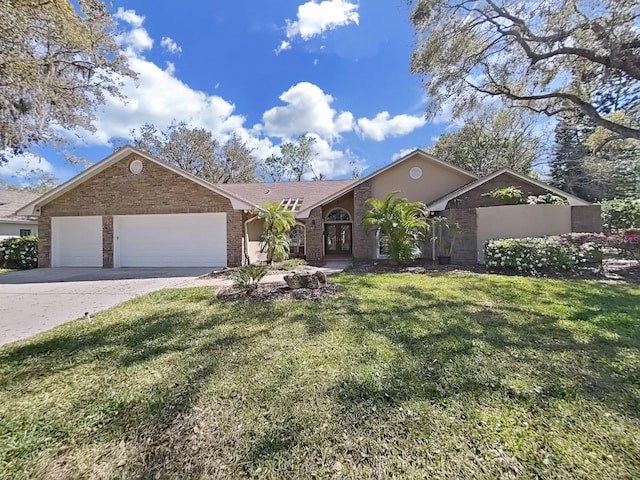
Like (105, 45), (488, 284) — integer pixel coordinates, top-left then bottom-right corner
(255, 202), (297, 263)
(362, 192), (429, 265)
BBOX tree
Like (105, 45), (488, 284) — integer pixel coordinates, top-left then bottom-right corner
(263, 134), (320, 182)
(362, 192), (429, 265)
(550, 111), (594, 200)
(1, 168), (58, 194)
(407, 0), (640, 140)
(0, 0), (135, 161)
(427, 108), (542, 176)
(550, 109), (640, 201)
(254, 202), (296, 264)
(118, 123), (259, 183)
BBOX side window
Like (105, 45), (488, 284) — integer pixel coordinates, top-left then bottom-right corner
(20, 229), (31, 237)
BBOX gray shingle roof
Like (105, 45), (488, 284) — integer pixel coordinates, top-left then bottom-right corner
(0, 190), (40, 222)
(216, 179), (357, 212)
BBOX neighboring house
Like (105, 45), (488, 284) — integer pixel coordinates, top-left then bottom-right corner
(16, 146), (601, 268)
(0, 190), (39, 241)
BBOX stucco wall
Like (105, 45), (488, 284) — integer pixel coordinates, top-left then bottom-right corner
(38, 153), (243, 267)
(476, 205), (572, 263)
(371, 156), (473, 205)
(0, 223), (38, 241)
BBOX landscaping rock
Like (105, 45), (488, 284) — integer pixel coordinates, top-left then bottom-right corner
(284, 267), (328, 290)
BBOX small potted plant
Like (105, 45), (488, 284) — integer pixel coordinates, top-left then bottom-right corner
(431, 217), (461, 264)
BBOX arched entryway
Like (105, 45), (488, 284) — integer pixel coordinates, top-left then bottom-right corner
(324, 208), (352, 255)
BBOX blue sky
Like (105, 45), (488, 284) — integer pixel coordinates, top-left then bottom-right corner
(1, 0), (459, 185)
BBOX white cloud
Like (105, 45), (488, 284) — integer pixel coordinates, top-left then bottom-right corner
(0, 152), (53, 177)
(275, 40), (291, 55)
(286, 0), (359, 41)
(72, 11), (246, 147)
(78, 55), (246, 145)
(160, 37), (182, 54)
(290, 135), (366, 180)
(65, 9), (357, 181)
(391, 148), (418, 162)
(114, 7), (144, 27)
(113, 8), (153, 55)
(262, 82), (354, 139)
(357, 112), (426, 141)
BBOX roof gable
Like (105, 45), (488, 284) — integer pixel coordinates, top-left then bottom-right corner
(428, 168), (591, 210)
(16, 146), (255, 216)
(298, 149), (478, 216)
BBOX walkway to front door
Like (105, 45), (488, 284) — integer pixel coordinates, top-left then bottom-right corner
(325, 223), (352, 255)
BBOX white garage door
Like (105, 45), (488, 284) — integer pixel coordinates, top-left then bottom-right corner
(51, 216), (103, 267)
(114, 213), (227, 267)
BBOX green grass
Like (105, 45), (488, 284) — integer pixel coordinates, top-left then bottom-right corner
(0, 268), (17, 274)
(0, 273), (639, 479)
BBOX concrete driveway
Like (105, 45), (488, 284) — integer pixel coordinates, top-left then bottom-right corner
(0, 267), (216, 347)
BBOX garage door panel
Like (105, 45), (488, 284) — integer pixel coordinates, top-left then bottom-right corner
(52, 216), (103, 267)
(115, 213), (226, 267)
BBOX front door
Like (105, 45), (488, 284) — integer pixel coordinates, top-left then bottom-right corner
(325, 223), (352, 255)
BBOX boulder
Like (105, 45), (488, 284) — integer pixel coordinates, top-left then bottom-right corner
(284, 267), (328, 290)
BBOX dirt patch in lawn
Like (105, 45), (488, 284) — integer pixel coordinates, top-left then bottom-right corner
(216, 282), (338, 303)
(347, 258), (640, 284)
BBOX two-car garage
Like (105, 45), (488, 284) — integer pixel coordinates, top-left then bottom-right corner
(51, 213), (227, 267)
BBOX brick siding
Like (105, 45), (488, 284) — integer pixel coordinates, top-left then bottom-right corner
(38, 153), (242, 267)
(352, 180), (373, 259)
(447, 173), (550, 209)
(305, 206), (324, 263)
(571, 205), (602, 232)
(442, 209), (478, 264)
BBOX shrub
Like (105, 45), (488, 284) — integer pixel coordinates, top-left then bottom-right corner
(600, 198), (640, 233)
(232, 264), (268, 293)
(527, 193), (568, 205)
(269, 258), (307, 271)
(484, 236), (603, 274)
(0, 236), (38, 269)
(482, 186), (524, 203)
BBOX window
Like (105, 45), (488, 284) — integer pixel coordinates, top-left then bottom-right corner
(376, 230), (391, 258)
(19, 229), (31, 237)
(325, 208), (351, 222)
(289, 224), (305, 256)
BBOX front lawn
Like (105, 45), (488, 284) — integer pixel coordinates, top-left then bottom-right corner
(1, 273), (639, 479)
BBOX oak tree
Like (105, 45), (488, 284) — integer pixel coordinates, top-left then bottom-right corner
(0, 0), (135, 161)
(407, 0), (640, 140)
(119, 123), (259, 183)
(428, 108), (543, 176)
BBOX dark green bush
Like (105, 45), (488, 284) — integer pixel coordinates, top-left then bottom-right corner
(600, 198), (640, 233)
(0, 236), (38, 269)
(232, 264), (268, 293)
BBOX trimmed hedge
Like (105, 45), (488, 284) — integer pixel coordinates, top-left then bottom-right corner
(485, 235), (602, 274)
(0, 236), (38, 269)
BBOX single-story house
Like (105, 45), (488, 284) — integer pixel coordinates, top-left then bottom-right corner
(16, 146), (601, 268)
(0, 190), (39, 241)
